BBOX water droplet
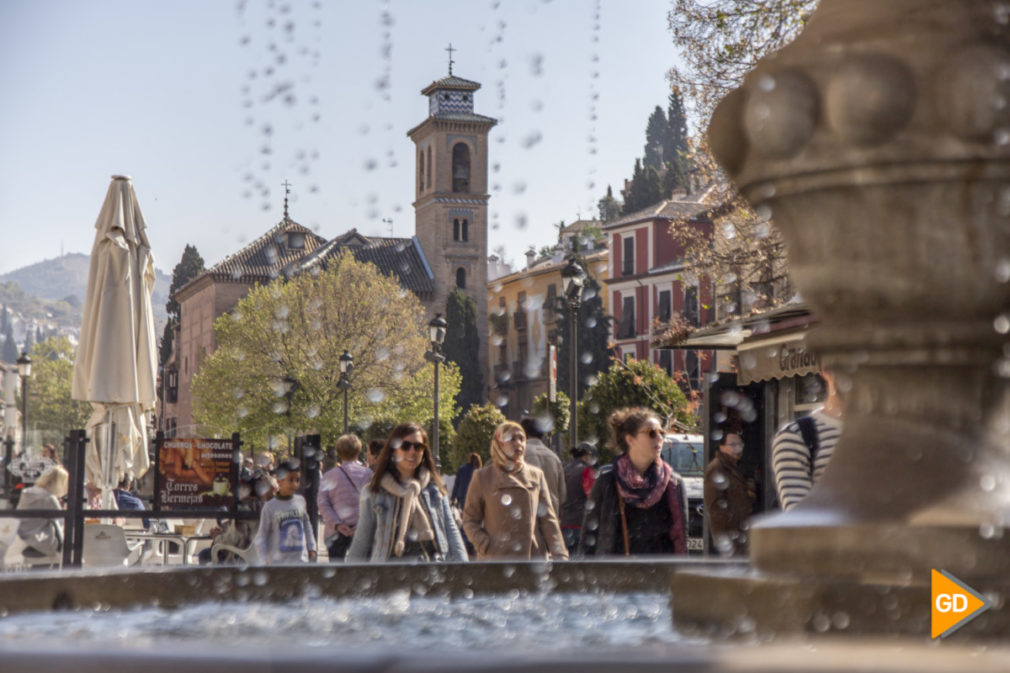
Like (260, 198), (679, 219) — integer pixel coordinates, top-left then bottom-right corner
(995, 314), (1010, 334)
(811, 613), (831, 633)
(501, 494), (513, 506)
(980, 474), (997, 491)
(366, 388), (385, 403)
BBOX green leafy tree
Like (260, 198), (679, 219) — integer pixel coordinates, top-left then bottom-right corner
(622, 159), (664, 215)
(531, 390), (570, 439)
(448, 403), (506, 474)
(597, 185), (622, 223)
(578, 357), (694, 465)
(443, 288), (484, 418)
(556, 255), (613, 406)
(160, 245), (205, 367)
(191, 252), (459, 450)
(663, 88), (692, 196)
(25, 337), (92, 446)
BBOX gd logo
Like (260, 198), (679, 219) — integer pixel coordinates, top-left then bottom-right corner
(931, 569), (991, 639)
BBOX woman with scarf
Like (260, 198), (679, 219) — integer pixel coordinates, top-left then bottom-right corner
(346, 423), (467, 562)
(579, 407), (688, 556)
(462, 421), (569, 560)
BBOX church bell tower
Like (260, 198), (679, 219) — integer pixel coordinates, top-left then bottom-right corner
(409, 52), (496, 393)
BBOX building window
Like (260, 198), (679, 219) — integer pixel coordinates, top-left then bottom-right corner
(619, 296), (636, 339)
(658, 289), (671, 322)
(419, 150), (425, 192)
(452, 142), (470, 193)
(287, 231), (305, 250)
(686, 350), (701, 391)
(461, 219), (468, 241)
(658, 349), (672, 376)
(456, 267), (466, 289)
(684, 285), (699, 327)
(622, 235), (634, 276)
(166, 368), (179, 404)
(426, 146), (432, 190)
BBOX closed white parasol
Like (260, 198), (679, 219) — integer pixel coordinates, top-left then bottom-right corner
(71, 175), (157, 507)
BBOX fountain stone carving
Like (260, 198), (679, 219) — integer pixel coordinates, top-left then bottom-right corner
(673, 0), (1010, 638)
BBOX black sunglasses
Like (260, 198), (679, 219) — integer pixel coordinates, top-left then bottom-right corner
(638, 428), (662, 439)
(398, 440), (426, 452)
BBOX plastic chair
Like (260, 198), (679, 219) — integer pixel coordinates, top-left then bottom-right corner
(82, 524), (144, 567)
(209, 540), (257, 565)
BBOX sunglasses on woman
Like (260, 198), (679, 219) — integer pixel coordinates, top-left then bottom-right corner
(638, 428), (662, 439)
(397, 440), (426, 452)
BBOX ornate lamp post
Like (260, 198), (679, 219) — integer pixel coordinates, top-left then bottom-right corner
(16, 351), (31, 454)
(338, 350), (354, 434)
(426, 314), (447, 472)
(560, 260), (585, 452)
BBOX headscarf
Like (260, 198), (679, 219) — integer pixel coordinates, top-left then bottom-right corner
(490, 422), (525, 472)
(613, 453), (673, 509)
(379, 469), (434, 557)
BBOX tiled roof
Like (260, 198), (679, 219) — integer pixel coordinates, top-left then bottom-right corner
(421, 75), (481, 95)
(296, 230), (435, 296)
(432, 112), (497, 124)
(203, 218), (327, 282)
(602, 198), (711, 230)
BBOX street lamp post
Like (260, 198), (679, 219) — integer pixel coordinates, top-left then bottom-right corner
(560, 260), (585, 453)
(16, 351), (32, 455)
(338, 350), (354, 434)
(426, 314), (447, 472)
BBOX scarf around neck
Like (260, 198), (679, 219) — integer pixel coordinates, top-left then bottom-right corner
(379, 469), (434, 557)
(614, 454), (673, 509)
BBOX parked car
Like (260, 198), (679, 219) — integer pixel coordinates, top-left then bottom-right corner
(661, 433), (704, 553)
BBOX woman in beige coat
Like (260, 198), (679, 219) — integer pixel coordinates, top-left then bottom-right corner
(462, 421), (568, 560)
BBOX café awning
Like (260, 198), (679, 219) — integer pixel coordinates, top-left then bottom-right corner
(736, 330), (821, 385)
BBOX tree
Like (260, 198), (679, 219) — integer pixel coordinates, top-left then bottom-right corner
(578, 357), (695, 465)
(531, 390), (570, 439)
(0, 304), (7, 333)
(644, 106), (667, 171)
(191, 252), (459, 450)
(597, 185), (622, 223)
(667, 0), (819, 124)
(2, 321), (18, 363)
(556, 254), (613, 406)
(449, 403), (506, 474)
(25, 336), (92, 447)
(663, 88), (692, 196)
(161, 245), (205, 367)
(622, 159), (664, 215)
(444, 288), (484, 418)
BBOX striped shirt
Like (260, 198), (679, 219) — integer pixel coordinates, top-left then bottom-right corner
(771, 409), (843, 511)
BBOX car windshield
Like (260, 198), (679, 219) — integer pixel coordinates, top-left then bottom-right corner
(663, 440), (704, 477)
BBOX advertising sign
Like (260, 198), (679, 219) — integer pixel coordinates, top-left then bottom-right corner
(156, 437), (237, 510)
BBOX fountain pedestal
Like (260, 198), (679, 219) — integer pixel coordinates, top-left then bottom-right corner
(673, 0), (1010, 639)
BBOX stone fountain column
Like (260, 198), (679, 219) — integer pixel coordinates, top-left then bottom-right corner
(673, 0), (1010, 638)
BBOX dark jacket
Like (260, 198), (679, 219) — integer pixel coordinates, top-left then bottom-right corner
(578, 464), (687, 556)
(703, 450), (755, 555)
(450, 462), (476, 506)
(560, 460), (592, 529)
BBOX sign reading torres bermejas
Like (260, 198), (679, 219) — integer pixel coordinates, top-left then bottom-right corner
(156, 437), (237, 510)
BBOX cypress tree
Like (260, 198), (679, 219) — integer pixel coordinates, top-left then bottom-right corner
(444, 288), (485, 420)
(643, 106), (667, 171)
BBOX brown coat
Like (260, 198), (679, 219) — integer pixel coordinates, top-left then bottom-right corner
(703, 449), (755, 555)
(462, 462), (569, 560)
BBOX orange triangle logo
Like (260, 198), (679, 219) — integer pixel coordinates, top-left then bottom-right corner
(931, 569), (991, 638)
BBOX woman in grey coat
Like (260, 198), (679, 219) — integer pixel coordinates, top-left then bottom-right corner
(346, 423), (467, 562)
(17, 465), (69, 558)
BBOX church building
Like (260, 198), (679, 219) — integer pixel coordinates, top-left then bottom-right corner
(161, 66), (495, 437)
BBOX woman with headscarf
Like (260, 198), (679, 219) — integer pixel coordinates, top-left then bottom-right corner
(346, 422), (467, 562)
(461, 421), (568, 560)
(579, 407), (688, 556)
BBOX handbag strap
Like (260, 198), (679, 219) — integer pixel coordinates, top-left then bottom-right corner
(337, 465), (360, 493)
(617, 494), (630, 556)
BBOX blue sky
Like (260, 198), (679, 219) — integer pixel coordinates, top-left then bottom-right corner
(0, 0), (681, 276)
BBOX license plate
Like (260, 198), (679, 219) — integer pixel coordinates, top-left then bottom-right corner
(687, 537), (703, 551)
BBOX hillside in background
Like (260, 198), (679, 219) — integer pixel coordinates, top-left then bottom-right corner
(0, 254), (170, 333)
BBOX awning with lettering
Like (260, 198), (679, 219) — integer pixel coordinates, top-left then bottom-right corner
(737, 331), (820, 385)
